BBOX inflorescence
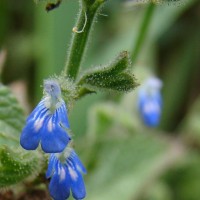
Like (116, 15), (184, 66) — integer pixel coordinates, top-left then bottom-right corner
(138, 76), (163, 127)
(20, 79), (86, 200)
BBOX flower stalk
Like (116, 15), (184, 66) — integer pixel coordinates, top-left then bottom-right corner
(131, 3), (155, 65)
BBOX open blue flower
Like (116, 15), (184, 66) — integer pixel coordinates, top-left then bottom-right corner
(46, 149), (87, 200)
(20, 80), (71, 153)
(138, 77), (163, 127)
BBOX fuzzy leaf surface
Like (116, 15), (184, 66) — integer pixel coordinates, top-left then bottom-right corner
(0, 85), (25, 144)
(0, 85), (42, 188)
(84, 102), (184, 200)
(0, 147), (41, 188)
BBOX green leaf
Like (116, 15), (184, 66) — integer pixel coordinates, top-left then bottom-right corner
(86, 134), (184, 200)
(33, 0), (47, 3)
(78, 51), (138, 92)
(0, 85), (43, 188)
(142, 181), (172, 200)
(0, 146), (42, 188)
(84, 100), (185, 200)
(83, 0), (106, 7)
(0, 84), (25, 144)
(86, 103), (140, 142)
(180, 96), (200, 143)
(163, 153), (200, 200)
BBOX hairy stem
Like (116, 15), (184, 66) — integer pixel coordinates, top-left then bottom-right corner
(64, 1), (103, 80)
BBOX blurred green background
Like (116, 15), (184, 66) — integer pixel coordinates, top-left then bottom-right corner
(0, 0), (200, 199)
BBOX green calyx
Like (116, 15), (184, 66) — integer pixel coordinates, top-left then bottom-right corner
(77, 51), (138, 93)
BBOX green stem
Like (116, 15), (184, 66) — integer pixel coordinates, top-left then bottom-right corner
(131, 3), (155, 64)
(76, 87), (96, 99)
(64, 1), (103, 80)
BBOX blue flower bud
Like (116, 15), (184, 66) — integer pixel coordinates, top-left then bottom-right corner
(20, 80), (71, 153)
(46, 148), (86, 200)
(138, 77), (163, 127)
(44, 79), (61, 97)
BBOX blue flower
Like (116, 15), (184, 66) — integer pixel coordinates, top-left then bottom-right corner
(20, 80), (71, 153)
(138, 77), (163, 127)
(46, 149), (87, 200)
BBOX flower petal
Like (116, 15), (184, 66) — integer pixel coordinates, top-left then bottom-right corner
(70, 150), (87, 174)
(46, 154), (58, 179)
(26, 99), (47, 122)
(49, 163), (70, 200)
(40, 111), (71, 153)
(57, 102), (70, 129)
(68, 161), (86, 200)
(138, 76), (163, 127)
(139, 92), (162, 127)
(20, 106), (48, 150)
(20, 121), (41, 150)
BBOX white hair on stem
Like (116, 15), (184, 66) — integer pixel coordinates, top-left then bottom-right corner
(72, 11), (87, 34)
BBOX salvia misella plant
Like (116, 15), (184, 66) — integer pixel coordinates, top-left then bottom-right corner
(0, 0), (140, 199)
(1, 0), (185, 199)
(1, 0), (199, 199)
